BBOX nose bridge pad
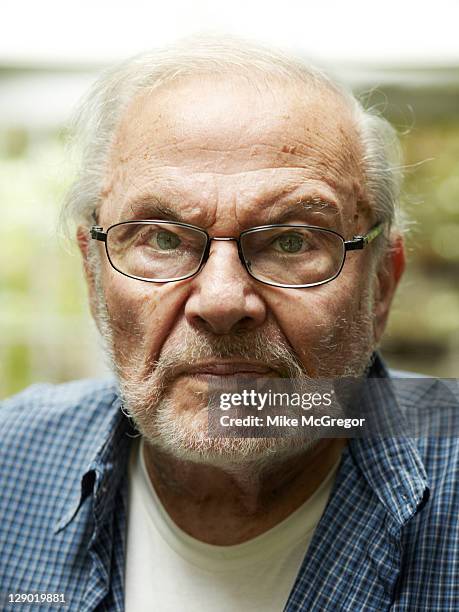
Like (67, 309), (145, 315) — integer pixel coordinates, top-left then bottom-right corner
(206, 237), (248, 274)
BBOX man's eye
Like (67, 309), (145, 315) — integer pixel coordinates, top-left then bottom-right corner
(272, 233), (307, 254)
(154, 230), (181, 250)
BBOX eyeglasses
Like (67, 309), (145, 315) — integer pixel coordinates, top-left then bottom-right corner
(90, 220), (383, 289)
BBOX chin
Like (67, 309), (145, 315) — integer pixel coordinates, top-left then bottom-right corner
(133, 398), (314, 469)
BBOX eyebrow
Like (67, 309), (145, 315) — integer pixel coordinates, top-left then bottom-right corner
(265, 198), (339, 224)
(121, 194), (339, 226)
(122, 196), (187, 223)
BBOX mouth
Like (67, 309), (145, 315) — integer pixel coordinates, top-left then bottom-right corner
(175, 361), (278, 379)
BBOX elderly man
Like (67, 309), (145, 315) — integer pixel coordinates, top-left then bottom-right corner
(1, 38), (458, 611)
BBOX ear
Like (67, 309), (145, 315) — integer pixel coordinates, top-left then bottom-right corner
(76, 225), (99, 322)
(373, 235), (405, 342)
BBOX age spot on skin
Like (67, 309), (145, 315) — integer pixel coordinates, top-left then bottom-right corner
(281, 145), (297, 154)
(141, 292), (160, 310)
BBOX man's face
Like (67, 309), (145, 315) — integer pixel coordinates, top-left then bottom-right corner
(81, 75), (396, 464)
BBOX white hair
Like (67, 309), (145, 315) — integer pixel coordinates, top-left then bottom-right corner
(61, 36), (403, 241)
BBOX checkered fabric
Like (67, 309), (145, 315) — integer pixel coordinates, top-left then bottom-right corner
(1, 356), (459, 611)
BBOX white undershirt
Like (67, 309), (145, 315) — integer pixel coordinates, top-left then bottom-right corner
(124, 438), (339, 612)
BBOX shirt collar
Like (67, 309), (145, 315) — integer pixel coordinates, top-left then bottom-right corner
(54, 394), (135, 534)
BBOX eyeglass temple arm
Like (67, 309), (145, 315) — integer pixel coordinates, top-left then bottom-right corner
(344, 222), (383, 252)
(90, 226), (107, 242)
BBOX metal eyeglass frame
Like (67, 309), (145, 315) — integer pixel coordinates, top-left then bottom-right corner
(90, 220), (384, 289)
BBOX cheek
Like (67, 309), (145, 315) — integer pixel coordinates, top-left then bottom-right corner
(101, 264), (190, 365)
(270, 290), (345, 358)
(266, 262), (372, 360)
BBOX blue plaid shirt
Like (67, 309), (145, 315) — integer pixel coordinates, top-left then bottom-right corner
(1, 357), (459, 611)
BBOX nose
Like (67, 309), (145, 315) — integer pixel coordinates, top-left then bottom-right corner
(184, 240), (267, 335)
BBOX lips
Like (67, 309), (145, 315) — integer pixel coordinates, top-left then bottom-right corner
(176, 361), (276, 377)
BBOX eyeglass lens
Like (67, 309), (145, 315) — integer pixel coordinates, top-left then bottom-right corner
(241, 226), (345, 286)
(107, 222), (208, 281)
(106, 221), (345, 286)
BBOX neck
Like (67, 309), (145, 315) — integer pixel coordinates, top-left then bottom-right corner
(142, 438), (346, 545)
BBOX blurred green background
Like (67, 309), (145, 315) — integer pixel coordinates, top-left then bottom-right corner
(1, 64), (458, 399)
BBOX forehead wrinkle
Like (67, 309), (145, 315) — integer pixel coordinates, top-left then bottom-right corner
(116, 140), (357, 183)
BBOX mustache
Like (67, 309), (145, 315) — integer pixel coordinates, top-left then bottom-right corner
(138, 324), (308, 387)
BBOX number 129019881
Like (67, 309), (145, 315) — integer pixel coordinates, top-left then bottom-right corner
(6, 593), (66, 605)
